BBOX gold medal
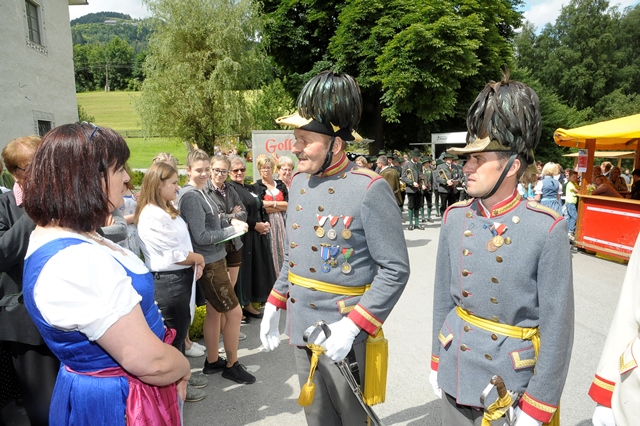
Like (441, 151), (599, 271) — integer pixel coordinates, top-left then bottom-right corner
(314, 225), (325, 238)
(486, 240), (498, 252)
(341, 229), (352, 240)
(327, 229), (337, 240)
(492, 235), (504, 247)
(341, 262), (352, 274)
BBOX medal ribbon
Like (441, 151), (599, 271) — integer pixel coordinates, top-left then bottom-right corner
(328, 215), (340, 227)
(317, 215), (328, 227)
(490, 222), (507, 236)
(341, 248), (354, 262)
(342, 216), (353, 229)
(320, 245), (330, 262)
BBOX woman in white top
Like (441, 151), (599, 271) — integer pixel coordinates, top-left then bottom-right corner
(135, 163), (205, 352)
(21, 123), (190, 424)
(136, 162), (208, 402)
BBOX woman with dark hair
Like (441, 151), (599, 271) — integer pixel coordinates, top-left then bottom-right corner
(21, 123), (190, 425)
(0, 135), (60, 426)
(255, 155), (288, 276)
(227, 155), (276, 318)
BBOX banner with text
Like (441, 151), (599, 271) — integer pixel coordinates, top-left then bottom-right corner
(251, 130), (297, 181)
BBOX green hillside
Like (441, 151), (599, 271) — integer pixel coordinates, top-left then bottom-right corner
(77, 91), (188, 169)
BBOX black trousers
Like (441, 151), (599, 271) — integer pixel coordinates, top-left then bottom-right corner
(423, 191), (433, 209)
(153, 268), (194, 354)
(407, 191), (424, 210)
(439, 191), (457, 215)
(3, 341), (60, 426)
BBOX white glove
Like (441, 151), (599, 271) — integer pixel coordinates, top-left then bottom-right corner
(429, 369), (441, 398)
(592, 404), (616, 426)
(259, 303), (281, 351)
(514, 407), (543, 426)
(314, 317), (360, 362)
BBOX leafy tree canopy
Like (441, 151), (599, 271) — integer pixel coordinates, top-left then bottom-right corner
(261, 0), (523, 152)
(138, 0), (268, 153)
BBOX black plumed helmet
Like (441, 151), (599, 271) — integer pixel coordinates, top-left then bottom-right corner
(450, 70), (541, 165)
(276, 71), (363, 142)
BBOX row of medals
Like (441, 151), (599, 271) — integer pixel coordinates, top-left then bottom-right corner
(314, 225), (352, 274)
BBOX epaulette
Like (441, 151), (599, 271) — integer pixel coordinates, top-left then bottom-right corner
(351, 167), (382, 181)
(442, 199), (473, 224)
(526, 201), (562, 220)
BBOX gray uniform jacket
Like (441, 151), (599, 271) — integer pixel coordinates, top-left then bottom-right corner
(401, 160), (423, 194)
(431, 192), (573, 422)
(179, 184), (236, 264)
(435, 162), (456, 194)
(267, 155), (410, 346)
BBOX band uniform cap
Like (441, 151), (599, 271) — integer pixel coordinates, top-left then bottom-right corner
(276, 112), (363, 142)
(442, 152), (455, 159)
(422, 157), (433, 163)
(410, 148), (422, 157)
(398, 157), (406, 163)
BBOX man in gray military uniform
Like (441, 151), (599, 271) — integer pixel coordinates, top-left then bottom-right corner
(401, 148), (426, 230)
(435, 152), (458, 216)
(430, 75), (574, 425)
(260, 71), (410, 426)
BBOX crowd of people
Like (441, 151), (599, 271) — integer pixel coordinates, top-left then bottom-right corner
(0, 70), (638, 426)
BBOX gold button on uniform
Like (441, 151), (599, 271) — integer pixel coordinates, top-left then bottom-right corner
(496, 256), (503, 263)
(460, 344), (468, 351)
(504, 237), (512, 245)
(490, 297), (498, 304)
(492, 316), (499, 322)
(464, 230), (472, 237)
(466, 212), (472, 218)
(462, 269), (469, 277)
(309, 268), (316, 273)
(296, 205), (302, 211)
(462, 290), (469, 297)
(485, 354), (493, 360)
(300, 189), (306, 194)
(328, 187), (335, 194)
(289, 261), (295, 267)
(290, 298), (296, 303)
(292, 223), (299, 230)
(464, 325), (471, 332)
(318, 206), (324, 212)
(290, 242), (297, 248)
(309, 303), (317, 309)
(341, 173), (347, 179)
(463, 249), (470, 256)
(311, 246), (318, 252)
(491, 277), (499, 283)
(491, 334), (498, 341)
(512, 216), (521, 224)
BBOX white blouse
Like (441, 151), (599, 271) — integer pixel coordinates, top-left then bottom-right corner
(136, 204), (193, 272)
(26, 230), (144, 341)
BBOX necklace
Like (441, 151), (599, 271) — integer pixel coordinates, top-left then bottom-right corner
(84, 231), (105, 243)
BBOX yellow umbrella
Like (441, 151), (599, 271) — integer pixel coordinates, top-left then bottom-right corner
(554, 114), (640, 150)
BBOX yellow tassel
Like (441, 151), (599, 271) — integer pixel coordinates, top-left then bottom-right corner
(298, 344), (325, 406)
(481, 391), (513, 426)
(363, 329), (388, 406)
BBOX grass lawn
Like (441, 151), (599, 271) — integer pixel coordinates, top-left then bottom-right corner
(77, 91), (141, 132)
(125, 137), (189, 169)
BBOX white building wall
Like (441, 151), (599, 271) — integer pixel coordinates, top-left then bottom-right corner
(0, 0), (78, 151)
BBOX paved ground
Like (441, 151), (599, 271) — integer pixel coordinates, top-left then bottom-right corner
(183, 212), (629, 426)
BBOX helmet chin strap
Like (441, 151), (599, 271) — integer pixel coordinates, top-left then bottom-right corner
(313, 137), (336, 176)
(479, 153), (517, 200)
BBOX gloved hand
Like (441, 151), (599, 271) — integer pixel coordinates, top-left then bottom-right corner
(314, 317), (360, 362)
(259, 303), (281, 351)
(429, 369), (441, 398)
(592, 404), (616, 426)
(514, 407), (543, 426)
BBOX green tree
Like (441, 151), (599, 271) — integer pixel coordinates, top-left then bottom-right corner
(261, 0), (522, 153)
(250, 79), (295, 131)
(104, 36), (135, 90)
(138, 0), (267, 152)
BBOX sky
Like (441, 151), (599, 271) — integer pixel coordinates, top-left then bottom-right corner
(69, 0), (640, 30)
